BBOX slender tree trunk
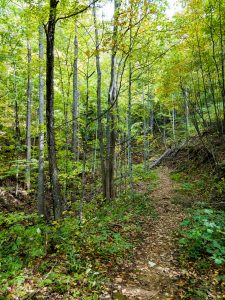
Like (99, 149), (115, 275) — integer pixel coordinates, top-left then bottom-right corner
(105, 0), (120, 200)
(172, 106), (176, 142)
(163, 113), (167, 147)
(63, 102), (69, 203)
(185, 94), (189, 138)
(182, 88), (190, 139)
(93, 3), (106, 197)
(127, 20), (133, 192)
(209, 8), (224, 131)
(143, 85), (148, 171)
(150, 105), (154, 135)
(46, 0), (62, 219)
(123, 133), (128, 192)
(81, 60), (90, 221)
(14, 63), (20, 197)
(26, 41), (32, 192)
(72, 22), (79, 160)
(127, 65), (132, 192)
(92, 123), (98, 176)
(56, 48), (68, 205)
(218, 0), (225, 129)
(37, 20), (46, 217)
(146, 70), (151, 167)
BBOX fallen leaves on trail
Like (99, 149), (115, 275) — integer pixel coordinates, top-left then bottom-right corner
(105, 167), (225, 300)
(106, 167), (186, 300)
(173, 264), (225, 300)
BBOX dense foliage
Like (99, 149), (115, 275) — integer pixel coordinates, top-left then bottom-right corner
(179, 209), (225, 265)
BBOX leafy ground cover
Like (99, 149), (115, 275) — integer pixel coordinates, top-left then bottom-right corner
(0, 172), (157, 299)
(179, 209), (225, 266)
(173, 208), (225, 300)
(170, 169), (225, 299)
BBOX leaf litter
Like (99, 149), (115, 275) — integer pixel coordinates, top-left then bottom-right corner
(101, 167), (186, 299)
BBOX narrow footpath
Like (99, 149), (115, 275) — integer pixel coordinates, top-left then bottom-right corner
(112, 167), (186, 299)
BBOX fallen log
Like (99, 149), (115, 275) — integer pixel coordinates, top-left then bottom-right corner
(149, 148), (176, 169)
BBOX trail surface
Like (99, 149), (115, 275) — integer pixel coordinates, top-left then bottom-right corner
(111, 167), (185, 299)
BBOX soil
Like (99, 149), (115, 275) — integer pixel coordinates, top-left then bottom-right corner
(107, 167), (186, 300)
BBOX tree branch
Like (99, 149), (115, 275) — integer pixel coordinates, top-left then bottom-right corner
(56, 0), (98, 22)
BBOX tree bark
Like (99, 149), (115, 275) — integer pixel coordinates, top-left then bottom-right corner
(46, 0), (62, 219)
(92, 2), (106, 197)
(218, 0), (225, 129)
(13, 63), (20, 197)
(26, 40), (32, 192)
(143, 85), (148, 171)
(127, 13), (133, 193)
(72, 22), (79, 160)
(105, 0), (120, 200)
(37, 18), (46, 217)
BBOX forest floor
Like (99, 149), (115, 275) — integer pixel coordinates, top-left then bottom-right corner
(103, 166), (186, 300)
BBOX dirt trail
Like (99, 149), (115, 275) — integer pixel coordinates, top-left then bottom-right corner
(112, 167), (186, 300)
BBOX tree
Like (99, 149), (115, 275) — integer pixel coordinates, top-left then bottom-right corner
(37, 4), (46, 217)
(92, 2), (106, 197)
(45, 0), (63, 219)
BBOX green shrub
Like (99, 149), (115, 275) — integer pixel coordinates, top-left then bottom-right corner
(179, 209), (225, 265)
(0, 212), (47, 277)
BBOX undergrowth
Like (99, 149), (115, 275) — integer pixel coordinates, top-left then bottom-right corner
(171, 170), (225, 299)
(0, 191), (155, 299)
(179, 209), (225, 266)
(174, 208), (225, 300)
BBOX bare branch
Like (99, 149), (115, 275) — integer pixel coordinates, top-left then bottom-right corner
(56, 0), (98, 22)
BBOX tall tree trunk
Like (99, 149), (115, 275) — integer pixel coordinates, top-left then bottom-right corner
(37, 19), (46, 217)
(14, 63), (20, 197)
(63, 101), (69, 203)
(46, 0), (62, 219)
(26, 41), (32, 192)
(92, 2), (106, 197)
(163, 112), (167, 147)
(150, 105), (154, 136)
(146, 70), (151, 167)
(81, 60), (90, 221)
(127, 16), (133, 192)
(218, 0), (225, 129)
(181, 87), (190, 140)
(142, 85), (148, 171)
(56, 48), (68, 205)
(72, 22), (79, 161)
(209, 8), (224, 132)
(105, 0), (120, 200)
(172, 106), (176, 142)
(127, 62), (133, 192)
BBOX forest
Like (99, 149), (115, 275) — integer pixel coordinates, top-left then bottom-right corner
(0, 0), (225, 299)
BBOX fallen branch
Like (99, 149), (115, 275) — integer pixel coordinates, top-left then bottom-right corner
(149, 149), (173, 169)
